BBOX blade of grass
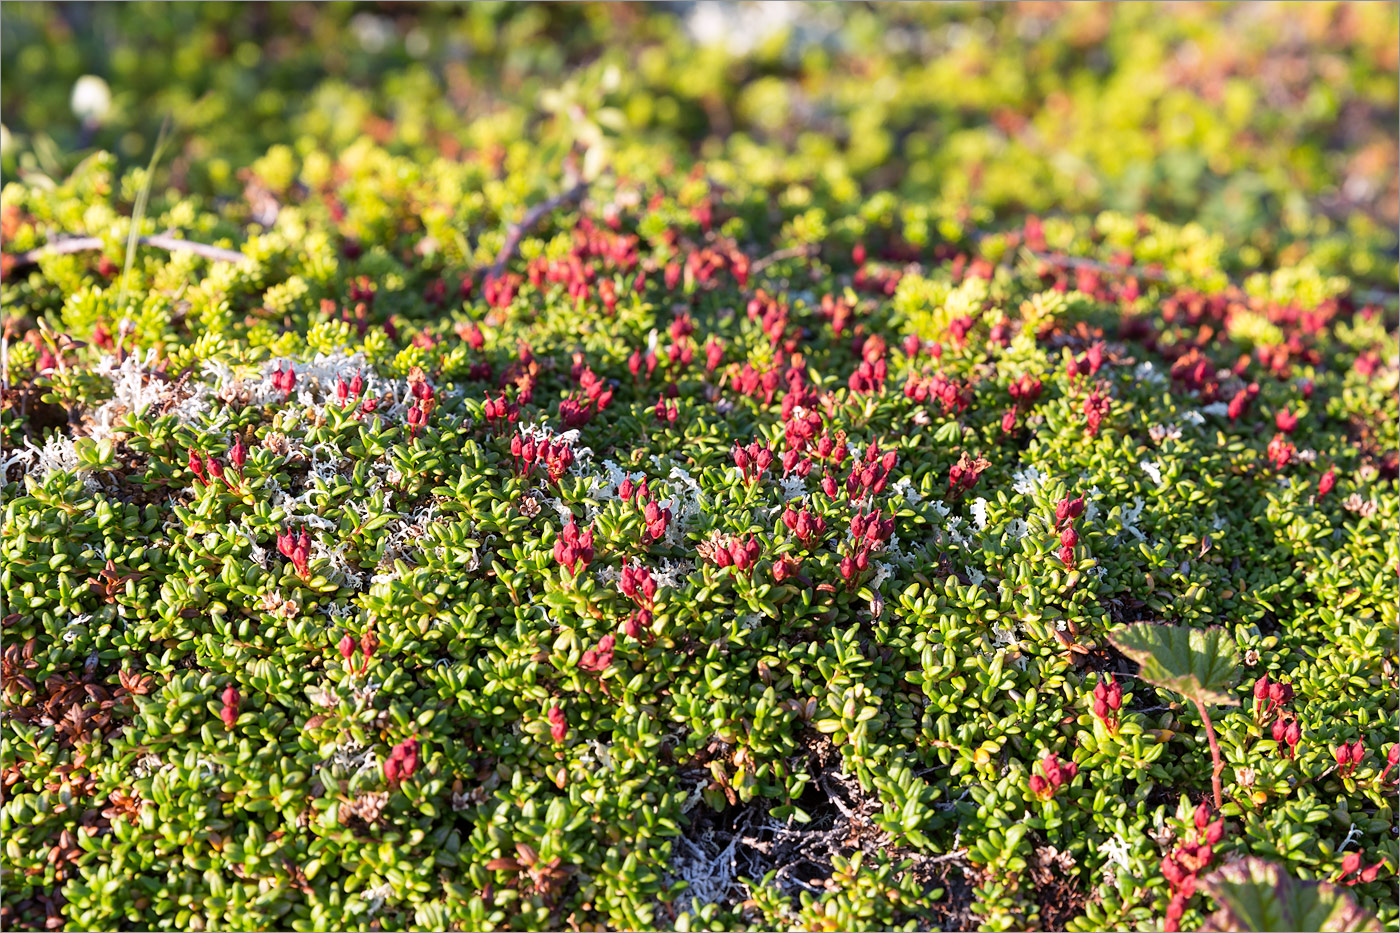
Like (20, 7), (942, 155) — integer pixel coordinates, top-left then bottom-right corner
(116, 114), (173, 318)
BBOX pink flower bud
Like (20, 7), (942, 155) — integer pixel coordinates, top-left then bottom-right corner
(230, 436), (247, 471)
(338, 633), (355, 662)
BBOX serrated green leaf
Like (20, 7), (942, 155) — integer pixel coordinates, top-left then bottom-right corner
(1109, 622), (1241, 706)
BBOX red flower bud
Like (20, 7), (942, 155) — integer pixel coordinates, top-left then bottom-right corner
(338, 633), (356, 662)
(1284, 719), (1301, 748)
(548, 705), (568, 743)
(1318, 468), (1336, 499)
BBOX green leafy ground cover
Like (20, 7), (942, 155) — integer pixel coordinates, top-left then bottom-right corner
(1, 3), (1397, 931)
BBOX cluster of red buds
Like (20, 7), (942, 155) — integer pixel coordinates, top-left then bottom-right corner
(904, 371), (970, 415)
(838, 509), (895, 585)
(820, 293), (857, 336)
(813, 428), (849, 466)
(704, 534), (762, 572)
(219, 685), (240, 730)
(1028, 753), (1079, 799)
(947, 451), (990, 499)
(1083, 389), (1112, 436)
(1161, 803), (1226, 933)
(270, 364), (297, 399)
(188, 445), (243, 492)
(1252, 674), (1294, 723)
(1001, 372), (1045, 433)
(383, 738), (419, 785)
(946, 315), (976, 350)
(276, 527), (312, 578)
(902, 333), (934, 360)
(578, 634), (615, 673)
(781, 506), (828, 548)
(782, 406), (823, 453)
(335, 372), (366, 407)
(1272, 715), (1303, 758)
(1065, 342), (1107, 380)
(548, 705), (568, 743)
(653, 394), (679, 425)
(483, 393), (520, 430)
(1227, 382), (1260, 421)
(405, 379), (435, 441)
(511, 433), (575, 483)
(637, 492), (671, 545)
(458, 320), (485, 351)
(771, 554), (804, 583)
(559, 367), (615, 428)
(628, 348), (659, 381)
(1333, 740), (1365, 776)
(1274, 408), (1299, 433)
(1091, 674), (1123, 733)
(729, 361), (783, 406)
(1334, 852), (1386, 887)
(552, 520), (595, 577)
(482, 272), (520, 309)
(1055, 493), (1085, 568)
(747, 290), (793, 347)
(703, 336), (725, 373)
(849, 510), (895, 550)
(846, 443), (897, 500)
(618, 560), (656, 606)
(1266, 433), (1294, 471)
(1253, 673), (1302, 758)
(338, 630), (377, 675)
(618, 560), (656, 639)
(852, 261), (901, 297)
(848, 357), (888, 395)
(733, 441), (775, 484)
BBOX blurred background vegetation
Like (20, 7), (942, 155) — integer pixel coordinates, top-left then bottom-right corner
(3, 1), (1397, 286)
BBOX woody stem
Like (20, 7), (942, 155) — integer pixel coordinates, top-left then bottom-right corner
(1194, 697), (1225, 811)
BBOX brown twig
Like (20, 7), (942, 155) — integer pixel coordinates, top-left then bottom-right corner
(487, 178), (589, 279)
(751, 244), (818, 274)
(9, 234), (249, 269)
